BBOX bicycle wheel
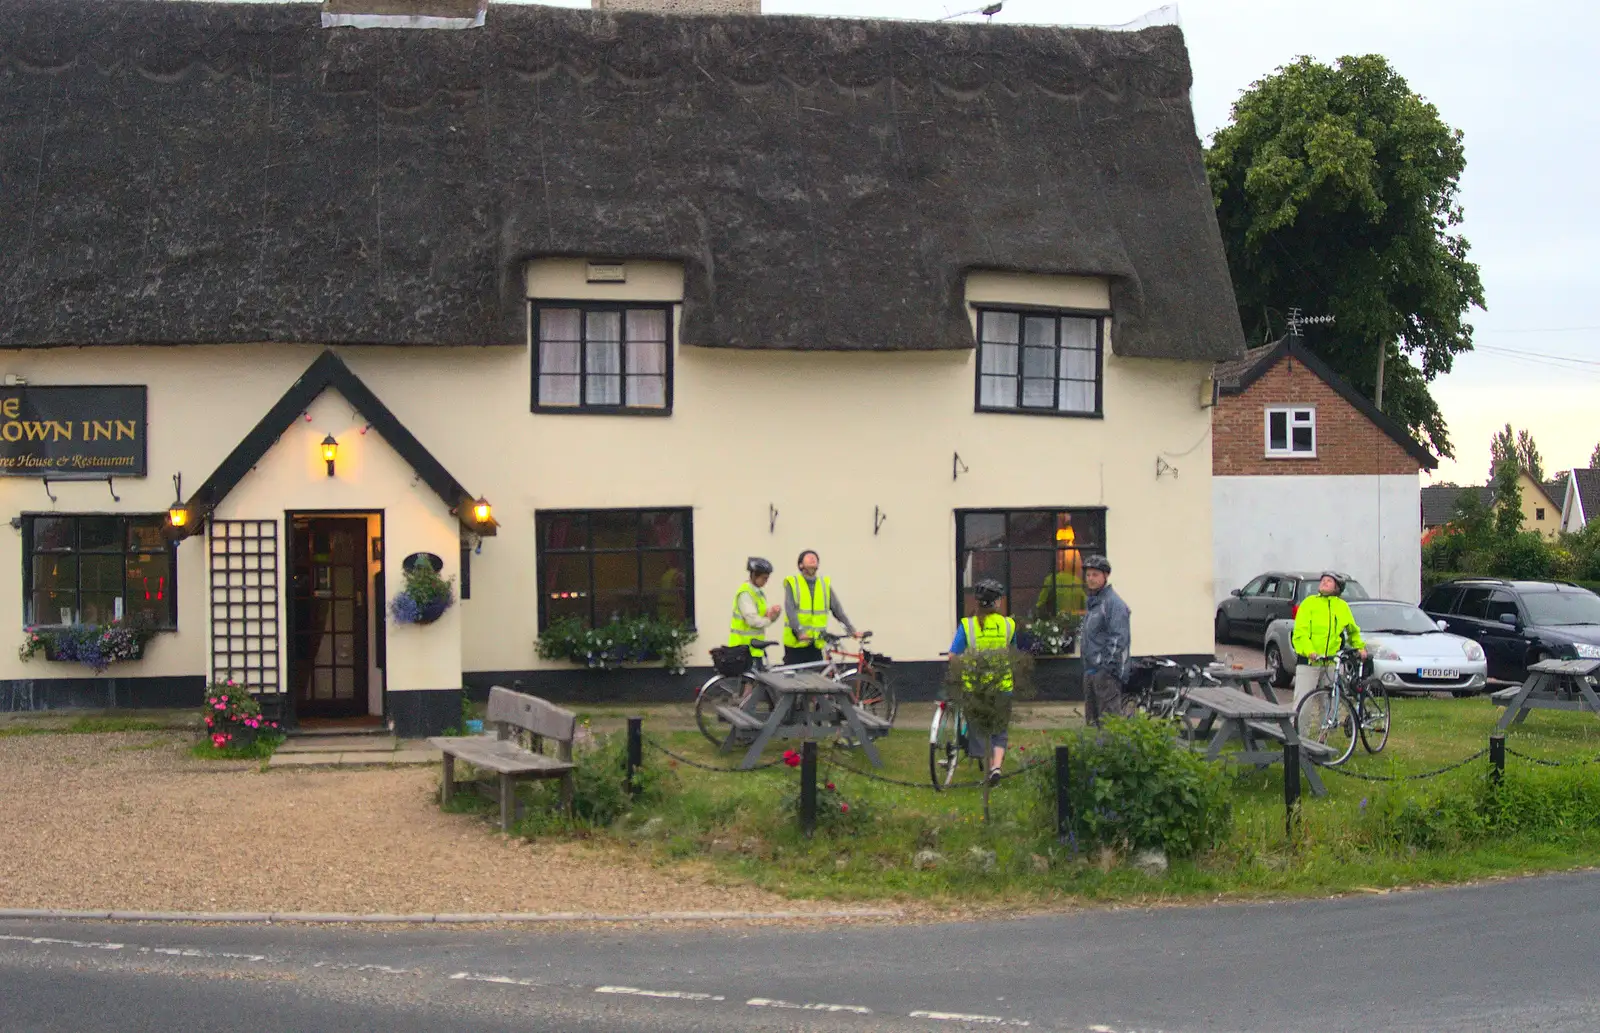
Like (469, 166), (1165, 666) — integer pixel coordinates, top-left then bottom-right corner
(1358, 682), (1390, 754)
(1295, 688), (1357, 766)
(694, 675), (768, 747)
(928, 702), (963, 790)
(842, 669), (898, 725)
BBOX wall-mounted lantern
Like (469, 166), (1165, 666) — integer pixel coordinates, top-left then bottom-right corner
(167, 473), (190, 532)
(321, 435), (339, 477)
(473, 496), (492, 525)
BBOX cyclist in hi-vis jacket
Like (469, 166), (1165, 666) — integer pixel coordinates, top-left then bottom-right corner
(1290, 571), (1367, 708)
(949, 578), (1017, 786)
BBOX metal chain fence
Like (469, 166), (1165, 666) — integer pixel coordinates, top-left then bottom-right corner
(820, 752), (1047, 792)
(1503, 745), (1600, 769)
(1317, 748), (1489, 783)
(642, 735), (787, 772)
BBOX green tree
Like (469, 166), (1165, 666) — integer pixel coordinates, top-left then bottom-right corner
(1490, 423), (1517, 483)
(1206, 55), (1485, 459)
(1591, 442), (1600, 470)
(1492, 459), (1523, 539)
(1516, 429), (1545, 483)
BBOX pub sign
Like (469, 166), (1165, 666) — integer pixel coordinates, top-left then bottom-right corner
(0, 386), (148, 477)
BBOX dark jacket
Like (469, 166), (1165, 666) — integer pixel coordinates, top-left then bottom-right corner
(1080, 583), (1131, 681)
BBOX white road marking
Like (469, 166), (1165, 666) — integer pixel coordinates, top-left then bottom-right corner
(0, 934), (124, 951)
(450, 971), (541, 987)
(909, 1010), (1030, 1026)
(147, 947), (269, 962)
(595, 985), (726, 1001)
(747, 996), (872, 1014)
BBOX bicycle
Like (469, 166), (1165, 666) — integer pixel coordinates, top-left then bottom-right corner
(928, 649), (1001, 790)
(1293, 635), (1390, 766)
(694, 631), (895, 747)
(1122, 656), (1224, 720)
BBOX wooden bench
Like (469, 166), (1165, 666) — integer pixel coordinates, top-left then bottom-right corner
(1243, 719), (1338, 762)
(427, 687), (576, 832)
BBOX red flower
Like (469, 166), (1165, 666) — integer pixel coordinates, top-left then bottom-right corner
(782, 749), (801, 768)
(825, 781), (835, 791)
(839, 803), (849, 813)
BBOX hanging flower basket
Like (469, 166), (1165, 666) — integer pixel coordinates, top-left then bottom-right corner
(390, 558), (456, 627)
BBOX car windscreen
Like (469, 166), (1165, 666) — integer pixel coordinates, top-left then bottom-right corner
(1349, 602), (1438, 634)
(1522, 590), (1600, 627)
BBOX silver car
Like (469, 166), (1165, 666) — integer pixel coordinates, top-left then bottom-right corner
(1263, 599), (1489, 696)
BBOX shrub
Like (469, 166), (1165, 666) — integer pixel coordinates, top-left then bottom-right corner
(200, 681), (281, 752)
(943, 647), (1036, 741)
(19, 618), (156, 674)
(1051, 715), (1233, 857)
(516, 732), (663, 832)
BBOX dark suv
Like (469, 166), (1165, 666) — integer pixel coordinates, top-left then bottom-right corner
(1421, 578), (1600, 682)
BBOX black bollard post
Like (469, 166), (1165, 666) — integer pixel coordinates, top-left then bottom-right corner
(1490, 733), (1505, 787)
(1283, 741), (1301, 841)
(626, 717), (643, 797)
(800, 740), (818, 837)
(1055, 745), (1072, 846)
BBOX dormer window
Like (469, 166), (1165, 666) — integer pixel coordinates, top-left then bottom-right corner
(532, 304), (672, 415)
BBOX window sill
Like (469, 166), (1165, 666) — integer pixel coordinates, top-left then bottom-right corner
(530, 405), (674, 417)
(975, 406), (1103, 420)
(1263, 452), (1318, 460)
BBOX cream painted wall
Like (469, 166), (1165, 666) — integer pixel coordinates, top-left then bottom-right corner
(215, 389), (463, 696)
(0, 263), (1218, 692)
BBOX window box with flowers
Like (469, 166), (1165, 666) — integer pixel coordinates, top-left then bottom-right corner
(536, 615), (697, 675)
(18, 618), (157, 674)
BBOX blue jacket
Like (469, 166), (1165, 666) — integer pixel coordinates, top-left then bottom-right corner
(1079, 583), (1131, 680)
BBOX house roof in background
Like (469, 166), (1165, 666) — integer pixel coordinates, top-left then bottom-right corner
(1420, 485), (1491, 527)
(1213, 338), (1437, 470)
(1574, 469), (1600, 524)
(0, 0), (1245, 357)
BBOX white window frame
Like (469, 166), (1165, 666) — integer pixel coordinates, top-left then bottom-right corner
(1264, 406), (1316, 458)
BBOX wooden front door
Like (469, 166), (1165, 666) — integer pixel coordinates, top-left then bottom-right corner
(289, 517), (370, 718)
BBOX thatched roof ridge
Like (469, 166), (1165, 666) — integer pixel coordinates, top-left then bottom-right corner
(0, 0), (1245, 358)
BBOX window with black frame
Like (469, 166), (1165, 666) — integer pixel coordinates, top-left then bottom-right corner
(24, 515), (176, 628)
(974, 309), (1104, 416)
(536, 509), (693, 629)
(532, 303), (672, 413)
(955, 509), (1106, 622)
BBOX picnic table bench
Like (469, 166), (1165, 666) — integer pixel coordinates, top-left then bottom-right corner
(1492, 658), (1600, 732)
(428, 687), (576, 831)
(1204, 664), (1281, 703)
(1179, 683), (1330, 797)
(723, 669), (890, 770)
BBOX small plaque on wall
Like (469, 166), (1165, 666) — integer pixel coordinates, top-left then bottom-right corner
(585, 262), (627, 283)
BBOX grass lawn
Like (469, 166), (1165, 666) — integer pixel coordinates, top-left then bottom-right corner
(492, 695), (1600, 909)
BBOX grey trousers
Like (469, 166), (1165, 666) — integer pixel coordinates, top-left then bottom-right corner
(1083, 670), (1125, 727)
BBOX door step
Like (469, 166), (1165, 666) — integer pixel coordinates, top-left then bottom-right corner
(268, 738), (441, 770)
(286, 724), (390, 739)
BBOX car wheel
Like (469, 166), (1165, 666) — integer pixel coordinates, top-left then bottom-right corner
(1215, 610), (1232, 644)
(1264, 641), (1291, 689)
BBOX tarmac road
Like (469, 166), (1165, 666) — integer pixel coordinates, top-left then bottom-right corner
(3, 868), (1599, 1032)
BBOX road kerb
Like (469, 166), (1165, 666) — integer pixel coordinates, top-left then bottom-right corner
(0, 907), (901, 925)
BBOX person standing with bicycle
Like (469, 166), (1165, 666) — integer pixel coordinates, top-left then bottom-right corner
(949, 578), (1017, 785)
(782, 549), (858, 665)
(729, 557), (784, 668)
(1079, 554), (1131, 726)
(1290, 572), (1367, 708)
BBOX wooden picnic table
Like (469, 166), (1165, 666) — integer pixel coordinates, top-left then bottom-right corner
(1179, 683), (1328, 797)
(1204, 664), (1281, 703)
(1492, 658), (1600, 732)
(715, 669), (890, 771)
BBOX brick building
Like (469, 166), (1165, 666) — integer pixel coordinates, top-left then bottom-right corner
(1210, 339), (1437, 604)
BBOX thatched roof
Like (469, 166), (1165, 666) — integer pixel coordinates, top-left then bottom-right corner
(0, 0), (1244, 357)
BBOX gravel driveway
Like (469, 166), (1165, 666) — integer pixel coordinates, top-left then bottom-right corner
(0, 730), (790, 916)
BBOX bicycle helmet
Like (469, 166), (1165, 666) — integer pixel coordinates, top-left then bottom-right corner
(1083, 554), (1112, 575)
(973, 579), (1005, 606)
(747, 556), (773, 576)
(1318, 570), (1345, 594)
